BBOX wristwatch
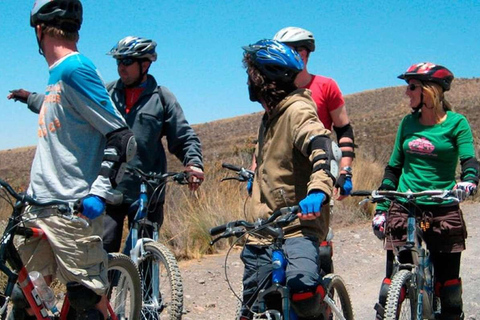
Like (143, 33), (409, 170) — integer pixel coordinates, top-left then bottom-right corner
(341, 166), (353, 175)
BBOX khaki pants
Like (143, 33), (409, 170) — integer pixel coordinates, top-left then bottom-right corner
(16, 206), (108, 295)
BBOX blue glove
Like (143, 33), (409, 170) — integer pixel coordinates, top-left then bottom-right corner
(79, 195), (105, 220)
(335, 174), (353, 196)
(299, 191), (326, 214)
(247, 178), (253, 196)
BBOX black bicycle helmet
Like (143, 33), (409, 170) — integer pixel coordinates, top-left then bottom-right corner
(30, 0), (83, 32)
(398, 62), (454, 92)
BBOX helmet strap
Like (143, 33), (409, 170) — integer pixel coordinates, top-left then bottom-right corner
(411, 82), (425, 113)
(125, 60), (149, 88)
(35, 26), (45, 57)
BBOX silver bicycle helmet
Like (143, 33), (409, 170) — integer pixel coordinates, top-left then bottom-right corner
(107, 36), (157, 62)
(273, 27), (315, 52)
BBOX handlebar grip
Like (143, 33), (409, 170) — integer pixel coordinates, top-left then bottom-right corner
(209, 224), (228, 236)
(222, 163), (242, 172)
(350, 190), (372, 197)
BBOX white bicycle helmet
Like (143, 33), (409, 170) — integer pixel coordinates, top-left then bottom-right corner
(107, 36), (157, 62)
(273, 27), (315, 52)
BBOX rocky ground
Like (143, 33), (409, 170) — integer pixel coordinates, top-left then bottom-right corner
(178, 202), (480, 320)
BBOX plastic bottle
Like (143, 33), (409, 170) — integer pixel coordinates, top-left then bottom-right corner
(29, 271), (59, 314)
(272, 250), (286, 284)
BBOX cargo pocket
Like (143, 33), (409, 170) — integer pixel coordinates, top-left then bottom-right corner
(386, 213), (407, 243)
(433, 209), (467, 242)
(74, 235), (105, 276)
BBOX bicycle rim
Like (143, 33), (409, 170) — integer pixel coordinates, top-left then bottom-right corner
(139, 242), (183, 320)
(323, 274), (354, 320)
(107, 253), (142, 320)
(384, 269), (417, 320)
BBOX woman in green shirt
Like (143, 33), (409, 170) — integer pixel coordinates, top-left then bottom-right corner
(372, 63), (478, 320)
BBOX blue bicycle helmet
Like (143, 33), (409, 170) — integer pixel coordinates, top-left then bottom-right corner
(30, 0), (83, 32)
(242, 39), (304, 82)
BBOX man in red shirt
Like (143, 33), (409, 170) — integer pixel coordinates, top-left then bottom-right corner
(274, 27), (355, 200)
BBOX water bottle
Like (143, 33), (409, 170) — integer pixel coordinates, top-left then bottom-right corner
(272, 250), (286, 284)
(29, 271), (59, 314)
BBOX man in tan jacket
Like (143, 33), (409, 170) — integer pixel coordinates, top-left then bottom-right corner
(240, 39), (339, 320)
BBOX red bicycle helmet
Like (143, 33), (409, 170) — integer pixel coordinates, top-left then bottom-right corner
(398, 62), (454, 91)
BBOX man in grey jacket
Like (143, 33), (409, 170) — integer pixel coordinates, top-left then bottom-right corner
(103, 36), (204, 252)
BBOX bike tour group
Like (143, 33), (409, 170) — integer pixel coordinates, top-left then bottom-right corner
(4, 1), (477, 320)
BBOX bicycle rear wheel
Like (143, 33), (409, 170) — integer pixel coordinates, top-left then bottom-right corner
(107, 253), (142, 320)
(138, 242), (183, 320)
(384, 269), (417, 320)
(323, 274), (354, 320)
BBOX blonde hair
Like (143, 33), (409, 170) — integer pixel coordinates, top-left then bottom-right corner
(422, 82), (453, 115)
(42, 24), (79, 43)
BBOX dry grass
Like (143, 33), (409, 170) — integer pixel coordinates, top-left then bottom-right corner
(1, 78), (479, 260)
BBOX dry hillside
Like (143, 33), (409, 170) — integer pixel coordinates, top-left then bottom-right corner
(1, 78), (479, 214)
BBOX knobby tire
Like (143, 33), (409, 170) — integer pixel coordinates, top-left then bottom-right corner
(324, 274), (354, 320)
(138, 242), (183, 320)
(384, 269), (417, 320)
(107, 253), (142, 320)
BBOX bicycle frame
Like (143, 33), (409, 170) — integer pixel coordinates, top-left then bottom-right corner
(122, 178), (163, 307)
(119, 167), (187, 317)
(390, 197), (435, 320)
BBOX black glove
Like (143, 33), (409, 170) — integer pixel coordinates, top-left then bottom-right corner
(8, 89), (31, 104)
(335, 173), (353, 195)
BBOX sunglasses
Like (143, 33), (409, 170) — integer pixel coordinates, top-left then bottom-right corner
(116, 58), (137, 66)
(407, 83), (422, 91)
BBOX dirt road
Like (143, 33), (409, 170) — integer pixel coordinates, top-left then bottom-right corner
(179, 203), (480, 320)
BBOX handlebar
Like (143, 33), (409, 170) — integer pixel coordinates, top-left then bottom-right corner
(350, 189), (464, 204)
(209, 205), (300, 244)
(0, 178), (89, 228)
(221, 163), (254, 182)
(125, 166), (188, 185)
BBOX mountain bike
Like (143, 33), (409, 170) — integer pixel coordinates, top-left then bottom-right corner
(120, 166), (187, 320)
(211, 163), (353, 320)
(351, 189), (464, 320)
(0, 178), (141, 319)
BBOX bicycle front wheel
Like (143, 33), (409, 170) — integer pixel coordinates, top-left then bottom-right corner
(138, 242), (183, 320)
(107, 253), (142, 320)
(323, 274), (354, 320)
(384, 269), (417, 320)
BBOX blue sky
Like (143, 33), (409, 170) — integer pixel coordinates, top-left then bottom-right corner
(1, 1), (479, 150)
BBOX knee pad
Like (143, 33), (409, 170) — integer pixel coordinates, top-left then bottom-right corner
(7, 308), (36, 320)
(291, 285), (325, 319)
(374, 278), (391, 319)
(439, 278), (463, 318)
(11, 284), (29, 309)
(66, 282), (101, 312)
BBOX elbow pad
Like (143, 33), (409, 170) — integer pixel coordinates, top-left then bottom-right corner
(460, 157), (479, 184)
(309, 135), (342, 182)
(333, 123), (355, 158)
(380, 165), (402, 190)
(99, 127), (137, 188)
